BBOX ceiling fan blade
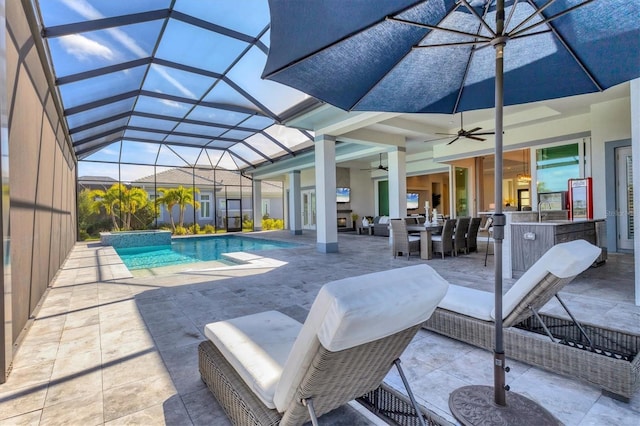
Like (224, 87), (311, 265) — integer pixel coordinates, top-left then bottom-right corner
(447, 136), (460, 145)
(472, 131), (496, 135)
(424, 136), (453, 143)
(466, 127), (482, 134)
(467, 135), (486, 141)
(435, 132), (457, 136)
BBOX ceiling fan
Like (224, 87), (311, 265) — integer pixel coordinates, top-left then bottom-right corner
(361, 153), (388, 171)
(425, 112), (496, 145)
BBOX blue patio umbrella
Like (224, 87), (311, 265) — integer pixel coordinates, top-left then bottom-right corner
(263, 0), (640, 423)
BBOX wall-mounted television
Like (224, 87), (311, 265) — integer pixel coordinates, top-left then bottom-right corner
(336, 187), (351, 203)
(407, 193), (419, 209)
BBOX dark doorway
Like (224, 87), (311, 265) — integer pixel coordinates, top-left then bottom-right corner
(517, 189), (531, 211)
(226, 199), (242, 232)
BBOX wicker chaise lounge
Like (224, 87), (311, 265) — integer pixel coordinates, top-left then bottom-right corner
(199, 265), (448, 425)
(424, 239), (640, 401)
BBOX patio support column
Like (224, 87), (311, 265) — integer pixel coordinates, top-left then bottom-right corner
(289, 171), (302, 235)
(387, 147), (407, 219)
(253, 179), (262, 231)
(315, 135), (338, 253)
(631, 78), (640, 306)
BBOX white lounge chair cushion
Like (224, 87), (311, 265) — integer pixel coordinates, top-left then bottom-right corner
(273, 264), (449, 411)
(492, 239), (601, 320)
(438, 285), (494, 321)
(438, 240), (601, 322)
(408, 235), (420, 242)
(204, 310), (302, 409)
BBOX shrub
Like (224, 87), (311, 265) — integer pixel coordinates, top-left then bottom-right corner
(262, 218), (284, 230)
(242, 216), (254, 230)
(189, 223), (201, 234)
(203, 224), (215, 234)
(174, 226), (188, 235)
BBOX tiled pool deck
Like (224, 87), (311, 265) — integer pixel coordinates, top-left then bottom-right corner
(0, 231), (638, 425)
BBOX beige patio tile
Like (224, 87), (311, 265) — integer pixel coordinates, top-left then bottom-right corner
(103, 395), (191, 426)
(0, 386), (48, 421)
(39, 391), (103, 426)
(102, 375), (177, 422)
(0, 410), (42, 425)
(43, 370), (102, 408)
(102, 350), (168, 390)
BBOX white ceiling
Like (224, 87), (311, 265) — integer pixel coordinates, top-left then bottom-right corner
(284, 81), (629, 169)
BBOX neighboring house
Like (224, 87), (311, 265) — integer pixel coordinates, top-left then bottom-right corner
(133, 167), (284, 230)
(77, 176), (118, 192)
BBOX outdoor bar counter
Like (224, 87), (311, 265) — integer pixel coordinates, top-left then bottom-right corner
(509, 216), (606, 277)
(496, 212), (606, 278)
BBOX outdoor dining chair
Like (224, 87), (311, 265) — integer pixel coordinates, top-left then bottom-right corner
(453, 217), (471, 255)
(390, 218), (421, 260)
(466, 217), (482, 253)
(431, 219), (456, 259)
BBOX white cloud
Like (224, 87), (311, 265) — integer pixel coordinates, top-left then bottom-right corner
(160, 99), (187, 109)
(60, 0), (102, 20)
(59, 34), (114, 61)
(61, 0), (147, 59)
(151, 65), (197, 99)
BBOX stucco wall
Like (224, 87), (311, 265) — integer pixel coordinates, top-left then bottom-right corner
(590, 97), (632, 219)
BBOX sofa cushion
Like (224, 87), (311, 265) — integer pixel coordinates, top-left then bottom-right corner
(204, 311), (302, 409)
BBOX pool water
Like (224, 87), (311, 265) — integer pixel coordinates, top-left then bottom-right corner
(115, 235), (299, 270)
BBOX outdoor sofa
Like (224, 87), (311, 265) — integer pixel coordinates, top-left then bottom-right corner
(372, 215), (390, 236)
(424, 239), (640, 401)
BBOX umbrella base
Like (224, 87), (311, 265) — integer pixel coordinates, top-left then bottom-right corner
(449, 385), (559, 426)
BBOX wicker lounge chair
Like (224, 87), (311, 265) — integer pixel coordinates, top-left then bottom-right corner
(199, 265), (449, 425)
(424, 239), (640, 400)
(390, 218), (420, 259)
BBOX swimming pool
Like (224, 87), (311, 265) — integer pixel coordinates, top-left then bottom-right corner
(115, 234), (299, 270)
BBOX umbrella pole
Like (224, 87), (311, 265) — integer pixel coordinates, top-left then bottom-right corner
(450, 2), (559, 424)
(493, 35), (507, 406)
(493, 0), (506, 408)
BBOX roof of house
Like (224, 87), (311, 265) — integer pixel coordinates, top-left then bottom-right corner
(134, 167), (283, 195)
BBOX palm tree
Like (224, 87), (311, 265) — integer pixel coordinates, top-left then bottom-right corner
(88, 184), (123, 230)
(89, 184), (150, 231)
(156, 186), (200, 230)
(155, 189), (179, 231)
(119, 186), (148, 230)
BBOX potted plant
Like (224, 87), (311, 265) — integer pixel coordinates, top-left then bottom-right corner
(351, 212), (359, 230)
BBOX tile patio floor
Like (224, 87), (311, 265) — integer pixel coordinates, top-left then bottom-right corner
(0, 230), (638, 425)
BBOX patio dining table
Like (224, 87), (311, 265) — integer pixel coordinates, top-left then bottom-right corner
(406, 224), (442, 235)
(405, 225), (443, 260)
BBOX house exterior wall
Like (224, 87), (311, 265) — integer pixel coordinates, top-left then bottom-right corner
(140, 183), (283, 229)
(590, 97), (632, 220)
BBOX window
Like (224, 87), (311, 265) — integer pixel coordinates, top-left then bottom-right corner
(199, 193), (212, 219)
(536, 144), (579, 193)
